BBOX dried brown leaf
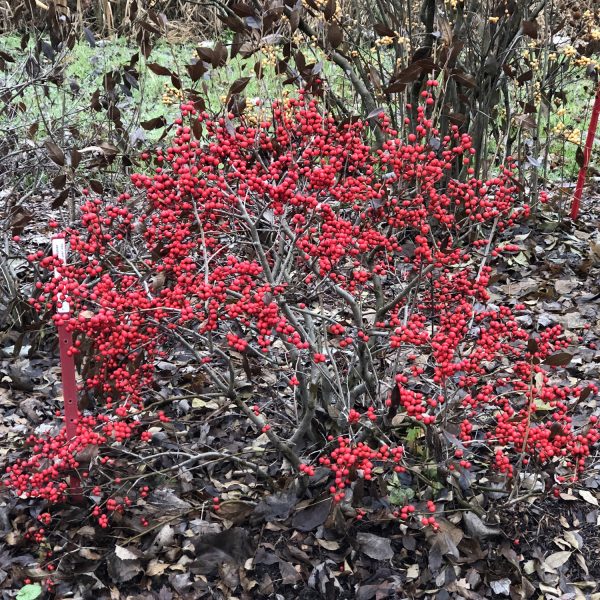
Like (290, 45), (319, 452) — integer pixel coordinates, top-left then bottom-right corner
(356, 532), (393, 560)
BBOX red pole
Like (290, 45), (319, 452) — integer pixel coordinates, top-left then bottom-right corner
(571, 82), (600, 220)
(52, 238), (82, 500)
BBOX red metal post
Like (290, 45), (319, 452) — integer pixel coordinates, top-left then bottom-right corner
(571, 82), (600, 220)
(57, 324), (79, 439)
(52, 238), (82, 500)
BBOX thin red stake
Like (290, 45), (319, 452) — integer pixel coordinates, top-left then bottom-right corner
(57, 322), (82, 499)
(571, 82), (600, 220)
(52, 239), (82, 501)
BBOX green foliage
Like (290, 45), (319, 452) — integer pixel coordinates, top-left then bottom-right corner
(388, 474), (415, 506)
(16, 584), (42, 600)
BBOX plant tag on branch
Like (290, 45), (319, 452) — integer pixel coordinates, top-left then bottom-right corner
(52, 238), (70, 313)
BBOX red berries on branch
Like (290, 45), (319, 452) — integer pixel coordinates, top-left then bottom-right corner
(6, 86), (597, 539)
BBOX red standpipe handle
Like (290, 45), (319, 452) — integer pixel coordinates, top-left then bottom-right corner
(571, 82), (600, 220)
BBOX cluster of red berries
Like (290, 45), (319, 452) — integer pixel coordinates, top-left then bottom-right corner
(3, 411), (152, 503)
(24, 526), (46, 543)
(299, 463), (316, 476)
(318, 436), (405, 503)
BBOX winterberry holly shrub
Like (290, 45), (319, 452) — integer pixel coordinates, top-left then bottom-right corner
(6, 85), (599, 537)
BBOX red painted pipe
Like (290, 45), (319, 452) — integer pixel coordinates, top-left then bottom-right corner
(571, 82), (600, 220)
(53, 239), (82, 500)
(57, 322), (82, 500)
(57, 323), (79, 439)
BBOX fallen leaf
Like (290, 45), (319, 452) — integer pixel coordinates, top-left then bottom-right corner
(544, 550), (571, 570)
(253, 490), (297, 521)
(406, 564), (419, 579)
(489, 579), (511, 595)
(356, 582), (394, 600)
(543, 351), (573, 367)
(191, 397), (219, 409)
(214, 500), (255, 524)
(291, 498), (331, 532)
(146, 560), (170, 576)
(76, 525), (96, 537)
(151, 524), (175, 550)
(158, 586), (173, 600)
(192, 527), (251, 574)
(574, 551), (589, 576)
(79, 548), (101, 560)
(539, 583), (560, 595)
(219, 561), (240, 589)
(559, 492), (578, 501)
(278, 560), (300, 585)
(579, 490), (598, 505)
(114, 545), (140, 561)
(554, 279), (579, 295)
(148, 488), (192, 511)
(107, 547), (142, 583)
(436, 518), (464, 546)
(463, 511), (501, 539)
(317, 539), (340, 550)
(523, 559), (536, 575)
(356, 532), (394, 561)
(563, 530), (583, 550)
(259, 573), (274, 595)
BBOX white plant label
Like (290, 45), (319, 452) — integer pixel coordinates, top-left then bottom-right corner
(51, 238), (70, 313)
